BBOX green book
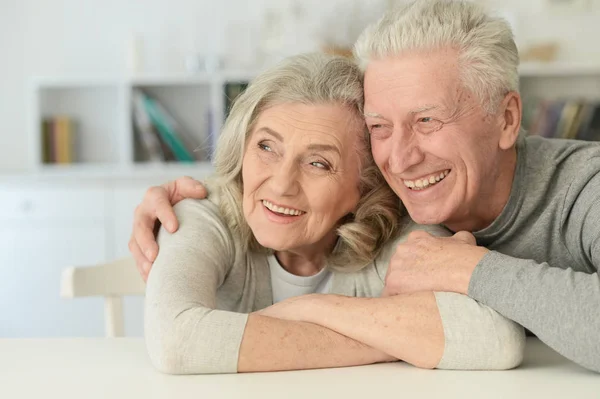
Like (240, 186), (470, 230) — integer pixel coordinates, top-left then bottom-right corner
(141, 94), (195, 162)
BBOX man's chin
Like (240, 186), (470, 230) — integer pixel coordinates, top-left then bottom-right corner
(405, 208), (447, 226)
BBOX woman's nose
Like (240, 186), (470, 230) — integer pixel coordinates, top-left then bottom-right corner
(270, 161), (300, 197)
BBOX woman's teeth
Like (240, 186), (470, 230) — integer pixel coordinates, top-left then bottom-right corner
(262, 200), (304, 216)
(403, 170), (450, 190)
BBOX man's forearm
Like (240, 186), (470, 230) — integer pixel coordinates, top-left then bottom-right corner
(469, 251), (600, 373)
(237, 314), (395, 372)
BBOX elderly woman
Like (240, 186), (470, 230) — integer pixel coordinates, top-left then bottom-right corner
(142, 53), (524, 375)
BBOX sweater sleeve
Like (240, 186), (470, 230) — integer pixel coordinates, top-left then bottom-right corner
(468, 171), (600, 373)
(144, 198), (249, 375)
(381, 223), (526, 370)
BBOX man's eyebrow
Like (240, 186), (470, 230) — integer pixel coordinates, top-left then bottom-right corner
(364, 105), (440, 119)
(410, 105), (440, 114)
(255, 127), (283, 141)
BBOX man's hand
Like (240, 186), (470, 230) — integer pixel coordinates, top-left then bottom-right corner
(128, 176), (207, 281)
(382, 230), (489, 297)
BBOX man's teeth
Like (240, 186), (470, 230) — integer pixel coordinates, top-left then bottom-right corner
(262, 200), (304, 216)
(403, 170), (450, 190)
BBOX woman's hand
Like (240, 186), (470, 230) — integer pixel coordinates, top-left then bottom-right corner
(129, 176), (207, 281)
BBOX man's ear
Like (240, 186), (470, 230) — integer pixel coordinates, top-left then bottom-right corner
(498, 91), (522, 150)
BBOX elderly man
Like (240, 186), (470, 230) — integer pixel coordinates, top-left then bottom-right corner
(130, 0), (599, 372)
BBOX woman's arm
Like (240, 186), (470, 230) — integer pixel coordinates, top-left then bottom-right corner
(238, 314), (394, 372)
(258, 291), (445, 368)
(145, 199), (394, 374)
(258, 291), (525, 370)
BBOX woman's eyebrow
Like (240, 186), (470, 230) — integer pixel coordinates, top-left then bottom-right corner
(307, 143), (340, 156)
(255, 126), (283, 141)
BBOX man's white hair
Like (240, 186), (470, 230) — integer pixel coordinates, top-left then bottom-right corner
(354, 0), (519, 113)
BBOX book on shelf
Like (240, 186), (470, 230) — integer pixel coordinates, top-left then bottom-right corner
(132, 90), (168, 162)
(131, 89), (202, 163)
(41, 116), (76, 164)
(524, 99), (600, 141)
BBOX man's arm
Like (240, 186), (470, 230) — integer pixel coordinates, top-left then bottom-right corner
(381, 223), (600, 372)
(468, 253), (600, 373)
(468, 170), (600, 373)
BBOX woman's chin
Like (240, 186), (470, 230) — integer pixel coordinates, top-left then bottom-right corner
(255, 237), (290, 252)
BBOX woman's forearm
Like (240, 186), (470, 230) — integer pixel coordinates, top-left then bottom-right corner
(295, 292), (445, 369)
(237, 314), (396, 373)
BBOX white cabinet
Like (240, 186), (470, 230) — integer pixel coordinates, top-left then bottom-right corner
(0, 183), (109, 337)
(0, 167), (214, 338)
(0, 223), (107, 337)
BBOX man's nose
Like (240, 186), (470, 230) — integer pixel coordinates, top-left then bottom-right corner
(388, 127), (425, 174)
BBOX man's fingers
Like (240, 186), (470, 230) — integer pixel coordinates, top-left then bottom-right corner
(406, 230), (433, 241)
(128, 236), (150, 282)
(134, 219), (161, 262)
(452, 230), (476, 245)
(132, 204), (161, 261)
(153, 194), (179, 233)
(169, 176), (208, 203)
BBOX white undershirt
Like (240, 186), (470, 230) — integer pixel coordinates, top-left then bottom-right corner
(268, 254), (333, 303)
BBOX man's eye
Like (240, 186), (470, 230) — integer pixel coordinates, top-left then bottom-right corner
(419, 117), (433, 123)
(370, 124), (383, 130)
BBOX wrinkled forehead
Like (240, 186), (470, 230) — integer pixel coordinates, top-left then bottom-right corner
(363, 56), (470, 117)
(252, 102), (367, 150)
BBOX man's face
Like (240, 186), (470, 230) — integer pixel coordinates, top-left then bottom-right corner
(364, 49), (506, 230)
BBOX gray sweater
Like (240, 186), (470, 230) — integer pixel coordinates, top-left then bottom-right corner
(145, 196), (524, 374)
(469, 136), (600, 372)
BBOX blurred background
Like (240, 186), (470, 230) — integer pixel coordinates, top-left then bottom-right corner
(0, 0), (599, 338)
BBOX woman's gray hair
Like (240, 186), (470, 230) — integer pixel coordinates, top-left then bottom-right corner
(354, 0), (519, 113)
(212, 52), (404, 272)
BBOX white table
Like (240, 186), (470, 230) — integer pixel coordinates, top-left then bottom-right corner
(0, 337), (597, 399)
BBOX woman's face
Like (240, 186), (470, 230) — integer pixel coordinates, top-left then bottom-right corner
(242, 102), (363, 253)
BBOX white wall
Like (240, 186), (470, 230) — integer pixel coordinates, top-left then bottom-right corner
(1, 0), (600, 172)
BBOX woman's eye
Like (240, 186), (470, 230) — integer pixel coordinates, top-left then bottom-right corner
(419, 117), (433, 123)
(369, 124), (383, 131)
(310, 161), (329, 170)
(258, 142), (272, 152)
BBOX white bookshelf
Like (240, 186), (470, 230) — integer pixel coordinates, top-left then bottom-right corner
(28, 62), (600, 178)
(28, 72), (260, 177)
(519, 62), (600, 100)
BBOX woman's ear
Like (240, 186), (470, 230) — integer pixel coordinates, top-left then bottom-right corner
(498, 91), (522, 150)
